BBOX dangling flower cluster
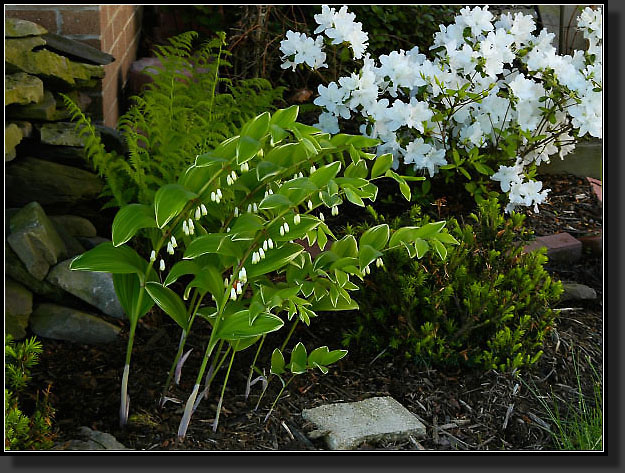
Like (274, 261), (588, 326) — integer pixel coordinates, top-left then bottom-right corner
(252, 238), (275, 264)
(281, 5), (602, 214)
(183, 218), (195, 236)
(226, 170), (238, 186)
(210, 188), (223, 204)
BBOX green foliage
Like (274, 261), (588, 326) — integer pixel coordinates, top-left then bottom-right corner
(69, 107), (454, 436)
(5, 335), (55, 450)
(351, 5), (461, 56)
(524, 351), (602, 450)
(345, 198), (563, 372)
(64, 31), (285, 208)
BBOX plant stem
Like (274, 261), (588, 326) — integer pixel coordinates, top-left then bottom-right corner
(245, 335), (266, 399)
(212, 341), (239, 432)
(280, 319), (299, 352)
(264, 375), (294, 422)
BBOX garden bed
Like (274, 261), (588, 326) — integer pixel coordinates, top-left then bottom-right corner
(32, 172), (602, 451)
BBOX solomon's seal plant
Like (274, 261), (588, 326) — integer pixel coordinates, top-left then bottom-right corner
(280, 5), (602, 211)
(69, 107), (455, 438)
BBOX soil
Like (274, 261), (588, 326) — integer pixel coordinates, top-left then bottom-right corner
(30, 173), (603, 451)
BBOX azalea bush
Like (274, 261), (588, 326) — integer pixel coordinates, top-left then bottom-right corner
(279, 5), (602, 211)
(69, 107), (455, 438)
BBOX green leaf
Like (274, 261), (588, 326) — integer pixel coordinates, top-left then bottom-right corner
(215, 310), (284, 340)
(230, 213), (265, 235)
(309, 161), (341, 188)
(433, 232), (460, 245)
(113, 273), (155, 323)
(269, 124), (288, 144)
(431, 239), (448, 260)
(412, 221), (447, 239)
(112, 204), (157, 247)
(145, 282), (189, 330)
(317, 225), (328, 251)
(154, 184), (198, 229)
(344, 160), (368, 179)
(330, 134), (379, 148)
(332, 235), (358, 258)
(474, 162), (494, 175)
(343, 186), (364, 207)
(310, 293), (359, 311)
(459, 167), (472, 180)
(271, 106), (299, 128)
(246, 242), (304, 278)
(259, 193), (292, 211)
(187, 265), (225, 300)
(289, 342), (308, 374)
(371, 153), (394, 179)
(359, 244), (383, 269)
(270, 348), (286, 375)
(359, 224), (390, 250)
(184, 234), (241, 259)
(163, 260), (200, 286)
(69, 242), (145, 275)
(236, 135), (262, 164)
(414, 238), (429, 258)
(385, 170), (411, 200)
(241, 111), (270, 141)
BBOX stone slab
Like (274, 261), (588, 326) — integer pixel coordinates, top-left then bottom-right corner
(49, 215), (97, 238)
(5, 72), (44, 106)
(5, 123), (23, 161)
(523, 232), (582, 263)
(302, 396), (426, 450)
(46, 258), (125, 319)
(578, 234), (602, 256)
(41, 33), (115, 65)
(6, 17), (48, 37)
(53, 427), (129, 450)
(30, 303), (121, 344)
(560, 283), (598, 302)
(586, 177), (602, 204)
(6, 89), (57, 121)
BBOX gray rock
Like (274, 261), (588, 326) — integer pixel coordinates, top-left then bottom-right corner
(42, 33), (115, 66)
(5, 18), (48, 37)
(46, 258), (125, 319)
(5, 72), (44, 105)
(5, 123), (23, 161)
(53, 426), (129, 450)
(7, 202), (67, 280)
(30, 303), (121, 344)
(302, 397), (426, 450)
(49, 215), (97, 238)
(5, 278), (33, 340)
(6, 89), (57, 121)
(39, 122), (87, 147)
(14, 121), (33, 139)
(50, 221), (86, 258)
(6, 157), (103, 208)
(5, 242), (70, 302)
(560, 283), (598, 302)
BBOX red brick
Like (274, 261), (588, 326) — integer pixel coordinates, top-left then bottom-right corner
(586, 177), (602, 204)
(523, 232), (582, 263)
(60, 10), (101, 36)
(5, 9), (58, 33)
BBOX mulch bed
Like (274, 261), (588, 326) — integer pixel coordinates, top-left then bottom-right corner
(31, 173), (603, 451)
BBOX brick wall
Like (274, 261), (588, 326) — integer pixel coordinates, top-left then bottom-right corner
(6, 5), (143, 127)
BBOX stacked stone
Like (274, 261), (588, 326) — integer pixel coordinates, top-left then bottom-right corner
(5, 18), (124, 344)
(5, 18), (123, 220)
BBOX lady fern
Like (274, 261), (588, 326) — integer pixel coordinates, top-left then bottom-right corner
(65, 31), (285, 208)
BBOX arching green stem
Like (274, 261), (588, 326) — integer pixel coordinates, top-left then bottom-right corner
(212, 341), (239, 432)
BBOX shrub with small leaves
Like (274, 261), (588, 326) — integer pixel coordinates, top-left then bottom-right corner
(345, 198), (563, 372)
(5, 336), (55, 450)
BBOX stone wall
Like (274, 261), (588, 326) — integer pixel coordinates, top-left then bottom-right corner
(6, 18), (125, 343)
(5, 5), (143, 127)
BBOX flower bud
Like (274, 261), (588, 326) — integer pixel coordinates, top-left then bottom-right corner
(294, 213), (301, 225)
(201, 203), (208, 216)
(195, 207), (201, 220)
(332, 205), (339, 216)
(241, 162), (249, 173)
(284, 222), (290, 233)
(259, 247), (266, 260)
(226, 175), (233, 186)
(159, 259), (165, 271)
(210, 192), (216, 202)
(319, 212), (325, 222)
(307, 200), (313, 210)
(217, 189), (222, 199)
(247, 204), (253, 213)
(231, 170), (237, 181)
(236, 282), (243, 295)
(182, 220), (189, 236)
(268, 238), (274, 249)
(280, 225), (285, 237)
(150, 250), (156, 262)
(230, 287), (237, 300)
(310, 165), (317, 174)
(376, 257), (384, 268)
(224, 277), (229, 287)
(167, 242), (174, 255)
(253, 203), (258, 213)
(234, 207), (239, 217)
(263, 240), (268, 251)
